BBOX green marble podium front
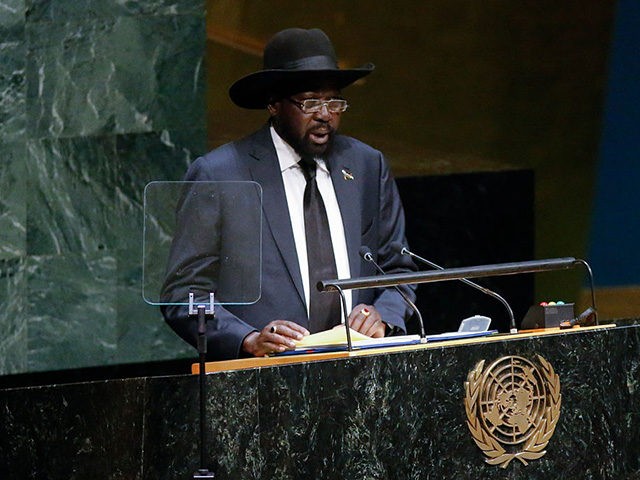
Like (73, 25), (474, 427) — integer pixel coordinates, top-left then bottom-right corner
(1, 322), (639, 479)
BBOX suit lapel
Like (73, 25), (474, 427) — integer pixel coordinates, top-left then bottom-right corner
(327, 148), (363, 304)
(245, 126), (306, 306)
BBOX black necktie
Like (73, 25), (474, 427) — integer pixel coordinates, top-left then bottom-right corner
(299, 157), (342, 332)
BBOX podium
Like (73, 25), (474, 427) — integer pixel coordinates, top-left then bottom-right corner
(1, 322), (639, 479)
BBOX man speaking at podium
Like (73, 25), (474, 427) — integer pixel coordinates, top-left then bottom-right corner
(162, 28), (417, 360)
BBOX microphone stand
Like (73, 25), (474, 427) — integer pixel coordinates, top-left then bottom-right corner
(325, 284), (354, 352)
(574, 258), (598, 323)
(359, 247), (427, 342)
(189, 292), (216, 480)
(398, 246), (517, 333)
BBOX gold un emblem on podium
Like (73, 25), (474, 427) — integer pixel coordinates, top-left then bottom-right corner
(464, 355), (562, 468)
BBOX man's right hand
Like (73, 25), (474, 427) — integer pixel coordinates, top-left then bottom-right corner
(241, 320), (310, 357)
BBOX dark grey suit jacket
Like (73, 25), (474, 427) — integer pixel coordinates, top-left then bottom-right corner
(161, 124), (417, 360)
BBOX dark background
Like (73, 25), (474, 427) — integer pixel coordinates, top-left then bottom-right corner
(397, 171), (534, 334)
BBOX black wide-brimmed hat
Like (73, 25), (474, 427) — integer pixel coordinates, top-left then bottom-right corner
(229, 28), (375, 109)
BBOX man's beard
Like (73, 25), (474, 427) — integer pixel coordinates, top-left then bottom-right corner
(299, 130), (335, 159)
(274, 119), (335, 159)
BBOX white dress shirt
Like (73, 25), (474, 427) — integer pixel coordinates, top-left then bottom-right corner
(270, 126), (353, 320)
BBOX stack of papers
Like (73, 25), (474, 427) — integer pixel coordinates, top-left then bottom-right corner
(270, 326), (499, 356)
(271, 326), (422, 356)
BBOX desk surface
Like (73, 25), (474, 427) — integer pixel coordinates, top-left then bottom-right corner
(193, 324), (614, 374)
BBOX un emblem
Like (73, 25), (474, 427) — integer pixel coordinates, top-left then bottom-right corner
(464, 355), (562, 468)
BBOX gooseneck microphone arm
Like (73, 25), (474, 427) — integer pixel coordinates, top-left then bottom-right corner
(358, 246), (426, 341)
(574, 258), (598, 322)
(390, 242), (517, 333)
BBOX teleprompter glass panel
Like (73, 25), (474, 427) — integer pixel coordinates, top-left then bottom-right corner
(143, 181), (262, 306)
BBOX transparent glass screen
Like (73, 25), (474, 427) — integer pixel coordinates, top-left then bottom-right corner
(142, 181), (262, 306)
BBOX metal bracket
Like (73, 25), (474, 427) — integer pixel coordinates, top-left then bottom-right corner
(188, 292), (215, 316)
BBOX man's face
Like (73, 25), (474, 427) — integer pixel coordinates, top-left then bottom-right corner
(269, 87), (343, 158)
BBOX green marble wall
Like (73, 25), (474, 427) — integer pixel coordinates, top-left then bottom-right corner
(0, 0), (206, 375)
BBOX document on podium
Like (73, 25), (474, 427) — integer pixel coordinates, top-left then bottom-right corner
(271, 326), (422, 356)
(425, 330), (498, 341)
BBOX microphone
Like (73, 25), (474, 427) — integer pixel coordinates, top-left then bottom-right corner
(359, 246), (426, 341)
(390, 242), (518, 334)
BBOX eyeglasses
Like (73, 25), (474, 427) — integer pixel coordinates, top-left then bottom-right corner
(286, 98), (349, 114)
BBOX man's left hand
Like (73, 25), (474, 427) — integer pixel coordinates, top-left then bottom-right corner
(348, 304), (385, 338)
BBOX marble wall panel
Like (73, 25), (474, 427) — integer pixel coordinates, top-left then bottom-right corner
(17, 129), (206, 371)
(25, 135), (117, 255)
(112, 128), (206, 251)
(0, 0), (206, 376)
(143, 370), (262, 478)
(0, 41), (25, 141)
(0, 377), (146, 479)
(204, 369), (263, 477)
(25, 0), (203, 21)
(0, 142), (26, 259)
(19, 130), (204, 369)
(238, 326), (640, 480)
(2, 0), (208, 376)
(0, 257), (28, 374)
(115, 232), (194, 366)
(115, 287), (193, 364)
(0, 0), (25, 31)
(25, 12), (204, 139)
(25, 252), (118, 371)
(24, 129), (204, 256)
(253, 351), (471, 479)
(113, 129), (205, 363)
(141, 375), (199, 478)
